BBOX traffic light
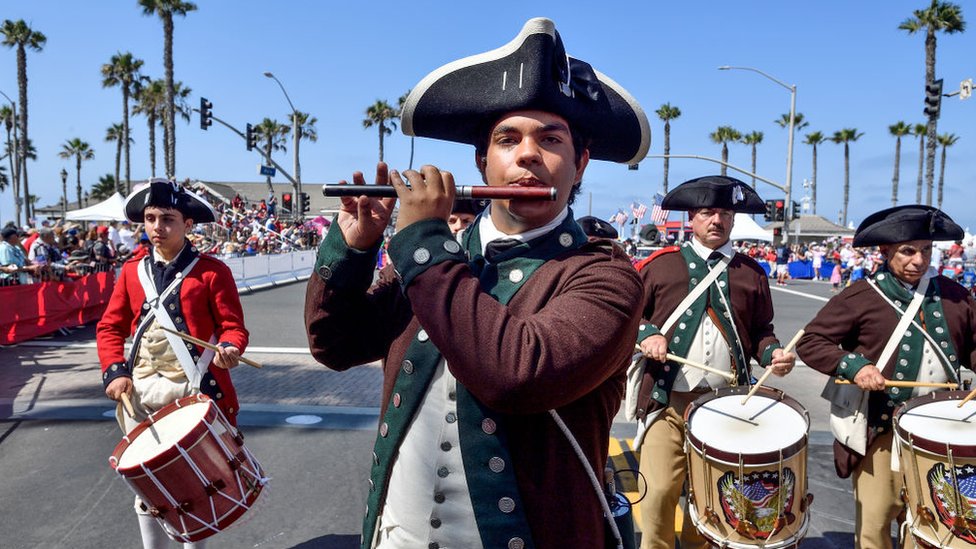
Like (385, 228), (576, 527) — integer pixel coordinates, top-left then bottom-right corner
(764, 199), (776, 221)
(246, 123), (257, 151)
(282, 192), (292, 212)
(924, 78), (943, 118)
(300, 192), (310, 214)
(774, 200), (785, 222)
(199, 97), (212, 130)
(791, 201), (800, 219)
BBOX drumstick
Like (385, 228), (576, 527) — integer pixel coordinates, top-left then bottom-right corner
(120, 392), (135, 419)
(741, 329), (805, 405)
(833, 379), (958, 389)
(160, 326), (263, 369)
(632, 345), (735, 382)
(957, 388), (976, 408)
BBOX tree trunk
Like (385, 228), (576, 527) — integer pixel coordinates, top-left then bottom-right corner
(75, 157), (82, 208)
(842, 143), (850, 227)
(123, 86), (131, 194)
(891, 137), (901, 207)
(378, 125), (385, 162)
(264, 140), (273, 194)
(114, 138), (121, 194)
(937, 144), (947, 209)
(924, 29), (938, 206)
(164, 14), (176, 178)
(811, 144), (818, 215)
(17, 44), (30, 220)
(916, 135), (924, 203)
(662, 121), (671, 193)
(750, 143), (757, 189)
(148, 114), (157, 178)
(5, 125), (19, 225)
(720, 143), (728, 176)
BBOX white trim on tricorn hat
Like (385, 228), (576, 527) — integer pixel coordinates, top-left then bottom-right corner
(853, 205), (963, 247)
(661, 175), (766, 214)
(123, 179), (216, 224)
(401, 17), (650, 165)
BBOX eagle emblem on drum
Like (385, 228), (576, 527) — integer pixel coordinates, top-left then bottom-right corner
(718, 469), (796, 540)
(928, 463), (976, 543)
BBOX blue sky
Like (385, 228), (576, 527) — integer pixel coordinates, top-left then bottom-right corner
(1, 1), (974, 230)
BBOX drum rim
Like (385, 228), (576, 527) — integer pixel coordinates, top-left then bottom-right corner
(684, 386), (810, 464)
(110, 394), (217, 473)
(894, 390), (976, 457)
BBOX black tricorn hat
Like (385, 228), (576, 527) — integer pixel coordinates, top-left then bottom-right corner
(853, 205), (963, 247)
(400, 17), (650, 165)
(661, 175), (766, 214)
(452, 198), (489, 216)
(576, 215), (618, 239)
(123, 179), (216, 224)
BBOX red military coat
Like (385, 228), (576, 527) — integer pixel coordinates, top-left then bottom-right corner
(97, 251), (248, 423)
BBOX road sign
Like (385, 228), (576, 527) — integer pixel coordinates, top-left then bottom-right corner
(962, 78), (973, 101)
(258, 165), (276, 177)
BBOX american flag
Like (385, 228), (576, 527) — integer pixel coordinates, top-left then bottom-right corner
(631, 201), (648, 221)
(649, 193), (669, 225)
(610, 209), (628, 226)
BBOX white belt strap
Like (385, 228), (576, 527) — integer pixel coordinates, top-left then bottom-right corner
(872, 275), (929, 371)
(661, 254), (730, 333)
(135, 256), (212, 389)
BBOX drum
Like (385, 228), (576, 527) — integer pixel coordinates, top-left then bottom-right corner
(109, 394), (267, 543)
(684, 386), (812, 548)
(895, 390), (976, 548)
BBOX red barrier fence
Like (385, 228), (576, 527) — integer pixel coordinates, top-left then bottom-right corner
(0, 271), (116, 345)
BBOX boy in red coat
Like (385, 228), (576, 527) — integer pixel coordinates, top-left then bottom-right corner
(97, 179), (248, 548)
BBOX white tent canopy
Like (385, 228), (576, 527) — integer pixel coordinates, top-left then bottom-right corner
(65, 192), (127, 221)
(730, 213), (773, 242)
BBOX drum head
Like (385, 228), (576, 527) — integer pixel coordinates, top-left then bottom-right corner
(117, 400), (213, 469)
(687, 393), (807, 454)
(897, 399), (976, 447)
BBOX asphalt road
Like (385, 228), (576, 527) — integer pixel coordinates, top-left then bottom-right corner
(0, 276), (916, 548)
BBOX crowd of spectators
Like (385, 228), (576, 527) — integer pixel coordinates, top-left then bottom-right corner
(0, 186), (324, 287)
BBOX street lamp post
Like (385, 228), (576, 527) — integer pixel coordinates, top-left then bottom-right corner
(60, 168), (68, 220)
(263, 72), (302, 220)
(719, 66), (797, 243)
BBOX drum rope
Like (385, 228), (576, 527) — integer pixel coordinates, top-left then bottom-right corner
(138, 462), (222, 537)
(176, 444), (223, 522)
(202, 410), (270, 487)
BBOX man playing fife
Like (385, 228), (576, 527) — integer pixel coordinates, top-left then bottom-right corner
(633, 176), (795, 549)
(305, 17), (649, 549)
(797, 205), (976, 548)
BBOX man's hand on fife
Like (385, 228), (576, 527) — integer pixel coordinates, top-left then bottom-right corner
(336, 162), (397, 250)
(391, 165), (456, 232)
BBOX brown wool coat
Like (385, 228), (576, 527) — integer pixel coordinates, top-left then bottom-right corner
(305, 240), (642, 548)
(796, 276), (976, 476)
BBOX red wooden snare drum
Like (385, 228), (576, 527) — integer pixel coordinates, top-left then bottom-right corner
(109, 394), (267, 543)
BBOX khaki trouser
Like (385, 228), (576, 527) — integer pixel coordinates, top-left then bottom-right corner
(853, 431), (904, 549)
(638, 392), (708, 549)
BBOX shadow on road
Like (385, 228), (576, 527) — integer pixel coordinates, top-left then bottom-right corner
(289, 533), (359, 548)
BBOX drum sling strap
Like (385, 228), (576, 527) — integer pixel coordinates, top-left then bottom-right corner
(822, 274), (929, 456)
(134, 256), (212, 390)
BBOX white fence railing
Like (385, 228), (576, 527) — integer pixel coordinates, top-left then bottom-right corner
(222, 250), (317, 292)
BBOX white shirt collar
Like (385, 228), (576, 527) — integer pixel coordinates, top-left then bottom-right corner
(476, 205), (569, 257)
(688, 236), (733, 261)
(152, 242), (187, 265)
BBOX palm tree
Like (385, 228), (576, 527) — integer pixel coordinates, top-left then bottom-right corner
(911, 123), (927, 202)
(709, 126), (741, 176)
(253, 118), (290, 193)
(363, 100), (398, 162)
(1, 19), (46, 220)
(101, 52), (144, 194)
(830, 129), (864, 227)
(0, 104), (18, 223)
(889, 121), (912, 206)
(900, 1), (966, 206)
(90, 174), (118, 202)
(105, 123), (134, 194)
(656, 103), (682, 193)
(58, 138), (94, 207)
(133, 78), (164, 177)
(774, 112), (810, 134)
(740, 131), (764, 189)
(398, 91), (415, 169)
(803, 132), (826, 215)
(292, 110), (317, 184)
(936, 133), (960, 208)
(139, 0), (197, 178)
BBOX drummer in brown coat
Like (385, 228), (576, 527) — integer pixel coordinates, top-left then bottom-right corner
(633, 176), (795, 549)
(305, 18), (648, 549)
(797, 205), (976, 548)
